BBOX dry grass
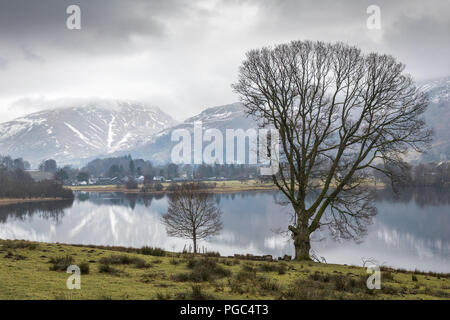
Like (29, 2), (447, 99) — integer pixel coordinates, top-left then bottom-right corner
(0, 239), (448, 300)
(68, 179), (277, 194)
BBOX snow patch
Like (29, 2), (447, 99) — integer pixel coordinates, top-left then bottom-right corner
(107, 115), (116, 150)
(64, 122), (99, 149)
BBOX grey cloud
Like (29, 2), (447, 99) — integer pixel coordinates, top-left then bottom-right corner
(239, 0), (450, 80)
(1, 0), (448, 69)
(383, 12), (450, 80)
(0, 0), (190, 54)
(0, 57), (8, 70)
(0, 0), (448, 122)
(21, 47), (45, 63)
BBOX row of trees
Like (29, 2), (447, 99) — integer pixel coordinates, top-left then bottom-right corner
(0, 156), (31, 171)
(373, 162), (450, 188)
(24, 155), (262, 188)
(85, 155), (153, 178)
(0, 167), (74, 199)
(79, 155), (259, 181)
(38, 159), (57, 173)
(192, 163), (257, 179)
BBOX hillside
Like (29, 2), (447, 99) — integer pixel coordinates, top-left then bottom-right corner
(127, 102), (258, 164)
(1, 76), (450, 166)
(419, 76), (450, 162)
(0, 100), (177, 166)
(0, 239), (448, 300)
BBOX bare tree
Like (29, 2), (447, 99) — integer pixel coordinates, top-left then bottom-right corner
(233, 40), (432, 260)
(162, 183), (223, 253)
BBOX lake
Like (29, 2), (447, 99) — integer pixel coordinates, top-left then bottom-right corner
(0, 188), (449, 272)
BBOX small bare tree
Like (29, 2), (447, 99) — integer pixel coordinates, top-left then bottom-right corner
(233, 40), (432, 260)
(162, 183), (223, 253)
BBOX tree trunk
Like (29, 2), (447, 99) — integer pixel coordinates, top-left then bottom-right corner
(293, 231), (311, 261)
(289, 224), (311, 261)
(193, 234), (197, 254)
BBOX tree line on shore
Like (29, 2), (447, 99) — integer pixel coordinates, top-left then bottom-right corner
(82, 155), (259, 180)
(373, 161), (450, 188)
(35, 155), (260, 185)
(0, 157), (73, 199)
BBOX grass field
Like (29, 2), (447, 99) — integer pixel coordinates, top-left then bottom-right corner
(68, 179), (385, 194)
(0, 239), (448, 300)
(68, 179), (278, 194)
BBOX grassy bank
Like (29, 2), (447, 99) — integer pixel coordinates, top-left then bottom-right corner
(0, 239), (448, 300)
(68, 179), (278, 194)
(68, 179), (386, 194)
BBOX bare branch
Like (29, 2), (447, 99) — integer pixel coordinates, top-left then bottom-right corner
(232, 40), (432, 260)
(161, 183), (223, 254)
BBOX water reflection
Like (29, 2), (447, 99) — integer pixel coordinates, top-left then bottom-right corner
(376, 187), (450, 208)
(0, 200), (73, 224)
(315, 188), (450, 272)
(0, 188), (449, 272)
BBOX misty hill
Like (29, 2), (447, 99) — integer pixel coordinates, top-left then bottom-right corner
(127, 85), (450, 164)
(0, 100), (177, 167)
(125, 102), (258, 164)
(419, 76), (450, 162)
(1, 76), (450, 167)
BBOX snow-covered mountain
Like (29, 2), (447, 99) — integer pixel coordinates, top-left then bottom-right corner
(130, 77), (450, 164)
(127, 102), (257, 164)
(420, 76), (450, 104)
(0, 100), (177, 166)
(1, 76), (449, 168)
(419, 76), (450, 162)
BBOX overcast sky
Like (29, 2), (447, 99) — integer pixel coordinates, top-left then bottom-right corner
(0, 0), (449, 122)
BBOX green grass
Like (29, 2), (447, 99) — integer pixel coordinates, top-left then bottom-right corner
(0, 239), (449, 300)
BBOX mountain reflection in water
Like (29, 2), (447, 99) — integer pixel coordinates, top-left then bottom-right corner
(0, 188), (448, 272)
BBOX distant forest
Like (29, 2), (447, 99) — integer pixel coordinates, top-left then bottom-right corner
(0, 156), (73, 199)
(373, 161), (450, 188)
(2, 154), (449, 189)
(56, 155), (450, 188)
(55, 155), (259, 182)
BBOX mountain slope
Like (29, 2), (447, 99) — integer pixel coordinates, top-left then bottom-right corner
(104, 83), (450, 165)
(1, 76), (449, 168)
(0, 100), (177, 166)
(419, 76), (450, 162)
(127, 102), (258, 164)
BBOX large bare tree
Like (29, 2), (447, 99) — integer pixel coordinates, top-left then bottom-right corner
(233, 40), (432, 260)
(162, 183), (223, 254)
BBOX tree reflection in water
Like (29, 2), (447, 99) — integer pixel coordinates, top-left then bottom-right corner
(376, 187), (450, 207)
(0, 200), (74, 224)
(0, 189), (448, 272)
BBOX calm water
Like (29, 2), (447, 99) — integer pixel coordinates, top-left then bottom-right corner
(0, 188), (449, 272)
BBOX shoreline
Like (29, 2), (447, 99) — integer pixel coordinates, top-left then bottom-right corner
(68, 179), (386, 195)
(69, 186), (279, 195)
(68, 179), (280, 194)
(0, 197), (69, 207)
